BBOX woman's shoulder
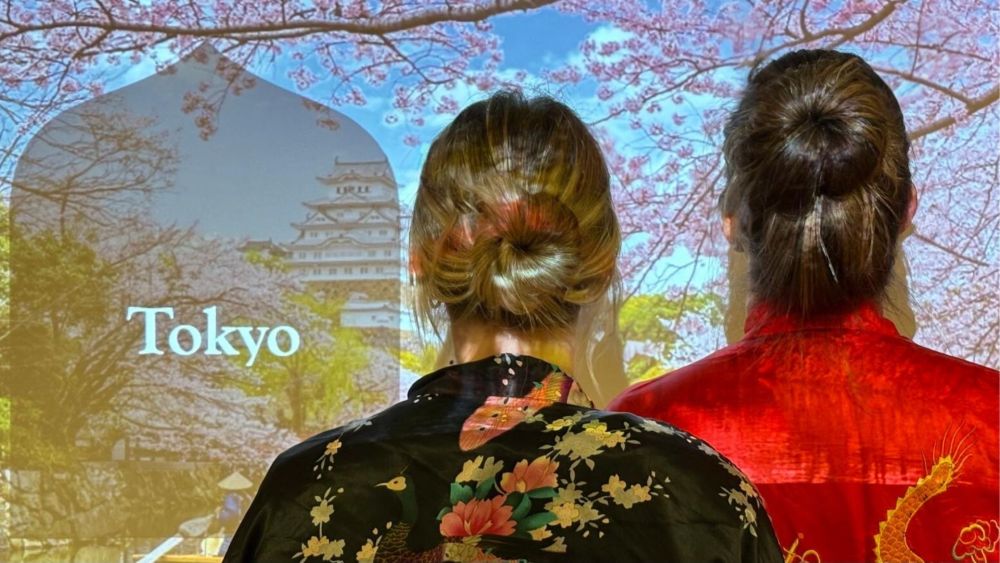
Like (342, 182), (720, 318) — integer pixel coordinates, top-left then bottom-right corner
(890, 337), (998, 378)
(537, 406), (770, 529)
(831, 332), (999, 402)
(584, 408), (762, 480)
(226, 400), (781, 561)
(262, 403), (419, 484)
(606, 348), (736, 416)
(547, 410), (760, 498)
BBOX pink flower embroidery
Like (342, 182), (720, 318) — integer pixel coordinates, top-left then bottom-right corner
(439, 496), (516, 538)
(500, 456), (559, 494)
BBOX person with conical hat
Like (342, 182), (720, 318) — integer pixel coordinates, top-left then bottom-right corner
(216, 471), (254, 556)
(218, 471), (253, 491)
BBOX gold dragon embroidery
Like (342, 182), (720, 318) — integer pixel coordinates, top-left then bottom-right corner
(874, 429), (975, 563)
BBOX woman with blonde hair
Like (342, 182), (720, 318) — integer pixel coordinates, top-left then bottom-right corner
(224, 91), (781, 562)
(611, 50), (999, 562)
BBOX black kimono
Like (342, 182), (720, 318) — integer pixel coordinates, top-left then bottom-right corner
(224, 354), (782, 562)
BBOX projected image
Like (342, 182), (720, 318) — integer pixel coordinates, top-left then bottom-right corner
(0, 1), (996, 562)
(7, 46), (403, 560)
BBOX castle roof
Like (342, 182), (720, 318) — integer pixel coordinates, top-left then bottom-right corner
(317, 157), (396, 187)
(282, 234), (398, 249)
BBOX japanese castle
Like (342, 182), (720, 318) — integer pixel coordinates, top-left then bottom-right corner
(282, 157), (401, 329)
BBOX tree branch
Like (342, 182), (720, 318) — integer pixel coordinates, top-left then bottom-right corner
(0, 0), (556, 43)
(911, 230), (990, 267)
(750, 0), (907, 67)
(909, 85), (999, 140)
(872, 64), (973, 106)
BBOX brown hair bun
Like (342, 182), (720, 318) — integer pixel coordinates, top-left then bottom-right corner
(722, 49), (912, 315)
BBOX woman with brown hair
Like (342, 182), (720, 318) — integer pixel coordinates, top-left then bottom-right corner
(223, 92), (782, 562)
(611, 50), (999, 562)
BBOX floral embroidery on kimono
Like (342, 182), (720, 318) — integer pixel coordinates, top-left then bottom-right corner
(224, 354), (782, 562)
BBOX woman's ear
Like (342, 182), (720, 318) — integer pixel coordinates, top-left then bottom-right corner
(722, 215), (735, 245)
(408, 248), (422, 278)
(722, 214), (746, 252)
(901, 184), (918, 234)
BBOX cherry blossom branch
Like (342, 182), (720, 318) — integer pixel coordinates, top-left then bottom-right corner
(908, 85), (1000, 140)
(750, 0), (908, 65)
(0, 0), (556, 44)
(911, 230), (990, 267)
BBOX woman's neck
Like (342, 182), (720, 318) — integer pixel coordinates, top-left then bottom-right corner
(449, 319), (575, 374)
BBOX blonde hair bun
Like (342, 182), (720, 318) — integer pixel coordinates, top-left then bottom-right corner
(471, 192), (581, 323)
(411, 91), (621, 332)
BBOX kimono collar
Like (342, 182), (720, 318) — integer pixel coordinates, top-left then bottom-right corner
(408, 353), (594, 408)
(743, 299), (901, 339)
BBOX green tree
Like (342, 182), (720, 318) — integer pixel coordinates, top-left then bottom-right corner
(400, 342), (439, 376)
(0, 199), (9, 463)
(619, 293), (724, 383)
(238, 290), (382, 438)
(7, 227), (120, 465)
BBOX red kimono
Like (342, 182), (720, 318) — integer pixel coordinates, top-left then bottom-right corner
(609, 301), (999, 563)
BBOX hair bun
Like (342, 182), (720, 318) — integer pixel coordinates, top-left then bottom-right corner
(470, 193), (581, 322)
(744, 58), (889, 214)
(792, 102), (883, 192)
(721, 49), (912, 315)
(411, 91), (620, 332)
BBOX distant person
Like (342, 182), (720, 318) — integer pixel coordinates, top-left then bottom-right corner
(224, 92), (782, 562)
(610, 49), (999, 562)
(215, 471), (253, 555)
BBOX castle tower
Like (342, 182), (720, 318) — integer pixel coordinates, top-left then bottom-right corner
(284, 157), (401, 328)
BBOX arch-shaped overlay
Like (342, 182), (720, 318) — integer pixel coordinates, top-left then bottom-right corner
(8, 43), (402, 556)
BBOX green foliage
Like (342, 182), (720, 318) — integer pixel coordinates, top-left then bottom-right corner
(12, 228), (117, 336)
(626, 354), (666, 384)
(526, 486), (556, 498)
(400, 343), (439, 376)
(449, 482), (473, 505)
(238, 290), (380, 437)
(0, 202), (8, 463)
(0, 397), (8, 431)
(6, 227), (121, 466)
(510, 493), (532, 520)
(241, 247), (289, 273)
(619, 292), (724, 383)
(0, 199), (8, 327)
(474, 475), (494, 499)
(0, 396), (9, 460)
(620, 294), (682, 358)
(516, 511), (557, 533)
